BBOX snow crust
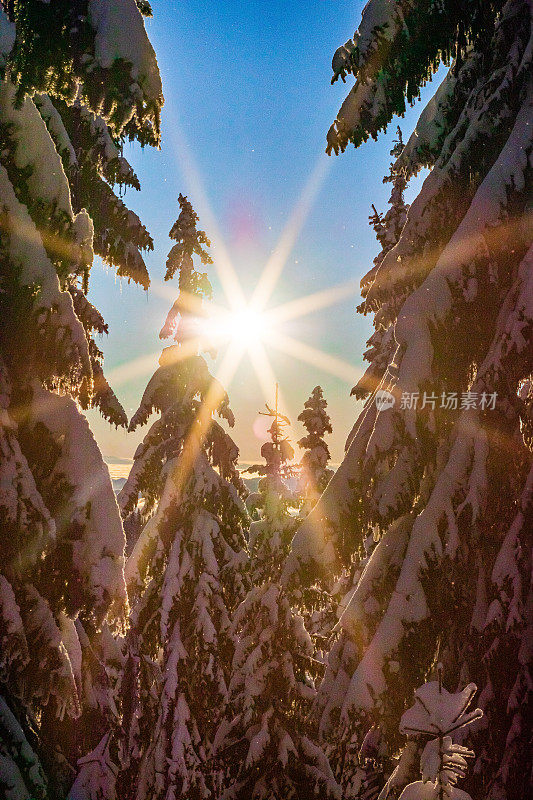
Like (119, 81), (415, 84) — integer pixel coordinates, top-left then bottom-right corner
(0, 80), (73, 218)
(400, 682), (482, 737)
(29, 384), (127, 621)
(68, 733), (118, 800)
(0, 164), (90, 374)
(34, 93), (78, 170)
(88, 0), (162, 106)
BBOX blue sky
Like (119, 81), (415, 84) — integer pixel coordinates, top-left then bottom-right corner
(87, 0), (445, 466)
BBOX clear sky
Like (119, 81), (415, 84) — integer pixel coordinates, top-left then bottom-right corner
(87, 0), (444, 469)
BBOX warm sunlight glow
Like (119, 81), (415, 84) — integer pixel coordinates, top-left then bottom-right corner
(228, 308), (269, 343)
(204, 306), (271, 347)
(139, 103), (364, 447)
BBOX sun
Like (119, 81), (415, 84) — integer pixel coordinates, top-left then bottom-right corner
(203, 305), (271, 348)
(112, 115), (363, 425)
(227, 307), (271, 344)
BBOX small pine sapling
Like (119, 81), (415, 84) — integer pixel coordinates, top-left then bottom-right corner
(297, 385), (333, 510)
(387, 669), (483, 800)
(244, 385), (298, 582)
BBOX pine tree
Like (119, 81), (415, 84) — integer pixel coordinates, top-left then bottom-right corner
(0, 1), (162, 796)
(115, 199), (249, 800)
(214, 395), (339, 799)
(285, 2), (533, 798)
(297, 385), (333, 510)
(294, 386), (335, 661)
(243, 388), (297, 582)
(118, 193), (215, 529)
(299, 132), (411, 795)
(354, 127), (409, 403)
(63, 621), (126, 800)
(214, 581), (340, 800)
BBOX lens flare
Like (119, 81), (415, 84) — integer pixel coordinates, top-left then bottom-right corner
(203, 306), (271, 348)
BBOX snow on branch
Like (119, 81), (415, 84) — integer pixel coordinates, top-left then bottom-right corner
(29, 384), (127, 624)
(0, 163), (91, 376)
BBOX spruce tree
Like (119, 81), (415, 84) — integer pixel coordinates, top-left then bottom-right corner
(115, 199), (249, 800)
(214, 397), (339, 799)
(285, 2), (533, 798)
(354, 127), (409, 403)
(297, 385), (333, 510)
(294, 386), (335, 658)
(243, 390), (297, 582)
(0, 1), (162, 796)
(118, 193), (214, 530)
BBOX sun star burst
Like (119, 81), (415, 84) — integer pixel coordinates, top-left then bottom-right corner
(203, 305), (272, 348)
(113, 111), (364, 457)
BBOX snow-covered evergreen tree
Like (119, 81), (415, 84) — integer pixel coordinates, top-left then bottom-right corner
(214, 400), (339, 799)
(115, 200), (249, 800)
(390, 674), (482, 800)
(64, 621), (126, 800)
(297, 386), (333, 509)
(354, 127), (409, 403)
(293, 386), (335, 663)
(0, 1), (162, 795)
(118, 193), (215, 530)
(243, 392), (297, 581)
(213, 580), (340, 800)
(285, 2), (533, 798)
